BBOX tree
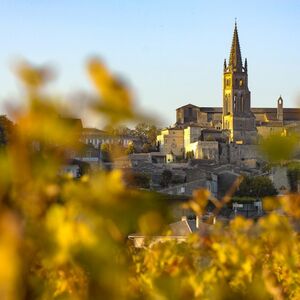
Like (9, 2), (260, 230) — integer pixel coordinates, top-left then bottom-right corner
(100, 143), (111, 162)
(134, 122), (160, 151)
(287, 163), (300, 192)
(160, 169), (173, 188)
(235, 175), (278, 198)
(115, 126), (134, 136)
(0, 116), (13, 146)
(126, 143), (135, 155)
(141, 143), (152, 153)
(186, 150), (194, 160)
(70, 159), (91, 177)
(123, 172), (150, 189)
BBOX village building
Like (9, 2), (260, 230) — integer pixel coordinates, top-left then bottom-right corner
(157, 22), (300, 162)
(80, 127), (139, 149)
(156, 127), (184, 157)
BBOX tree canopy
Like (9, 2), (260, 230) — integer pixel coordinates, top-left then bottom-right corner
(235, 175), (278, 198)
(287, 162), (300, 192)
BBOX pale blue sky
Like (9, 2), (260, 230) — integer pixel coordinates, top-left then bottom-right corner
(0, 1), (300, 126)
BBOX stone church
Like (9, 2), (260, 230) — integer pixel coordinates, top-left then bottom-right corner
(157, 22), (300, 162)
(175, 22), (300, 144)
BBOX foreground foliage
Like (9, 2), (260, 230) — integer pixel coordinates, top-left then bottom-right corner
(0, 60), (300, 300)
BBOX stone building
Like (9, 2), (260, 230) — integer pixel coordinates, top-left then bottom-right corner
(222, 22), (257, 143)
(186, 141), (219, 161)
(174, 23), (300, 143)
(176, 105), (222, 128)
(269, 166), (290, 194)
(184, 125), (203, 150)
(80, 127), (139, 149)
(156, 127), (184, 156)
(176, 101), (300, 136)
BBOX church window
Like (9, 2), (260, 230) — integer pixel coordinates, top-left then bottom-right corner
(233, 96), (237, 112)
(226, 98), (229, 114)
(239, 79), (243, 87)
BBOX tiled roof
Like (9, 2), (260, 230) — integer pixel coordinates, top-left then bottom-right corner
(176, 104), (300, 121)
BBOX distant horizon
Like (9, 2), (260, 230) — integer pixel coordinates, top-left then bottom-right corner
(0, 1), (300, 127)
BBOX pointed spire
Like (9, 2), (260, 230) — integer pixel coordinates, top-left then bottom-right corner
(244, 58), (248, 72)
(229, 21), (243, 72)
(224, 59), (227, 71)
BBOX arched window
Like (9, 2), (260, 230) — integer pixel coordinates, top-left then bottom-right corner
(233, 95), (237, 112)
(241, 95), (244, 112)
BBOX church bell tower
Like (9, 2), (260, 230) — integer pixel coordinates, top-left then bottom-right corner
(222, 22), (257, 143)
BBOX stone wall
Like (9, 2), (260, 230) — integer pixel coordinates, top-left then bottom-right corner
(157, 128), (184, 156)
(269, 166), (290, 194)
(159, 178), (207, 196)
(184, 126), (203, 149)
(257, 125), (284, 138)
(218, 143), (262, 168)
(219, 143), (230, 164)
(186, 141), (219, 162)
(229, 144), (261, 168)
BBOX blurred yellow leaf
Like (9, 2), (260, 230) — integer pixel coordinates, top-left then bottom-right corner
(87, 58), (136, 124)
(260, 134), (298, 163)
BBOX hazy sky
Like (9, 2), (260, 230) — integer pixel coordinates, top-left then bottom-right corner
(0, 1), (300, 126)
